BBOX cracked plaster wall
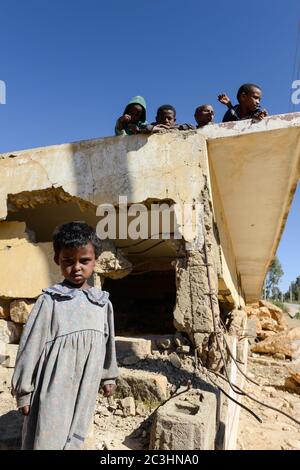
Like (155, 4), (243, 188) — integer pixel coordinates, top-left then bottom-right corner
(0, 132), (231, 354)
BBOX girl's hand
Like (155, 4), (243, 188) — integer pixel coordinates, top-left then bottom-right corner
(20, 405), (30, 416)
(103, 384), (116, 397)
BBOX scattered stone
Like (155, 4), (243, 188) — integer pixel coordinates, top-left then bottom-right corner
(115, 337), (151, 361)
(251, 327), (300, 358)
(157, 339), (171, 350)
(151, 349), (160, 356)
(94, 415), (102, 426)
(0, 320), (22, 344)
(117, 368), (169, 402)
(177, 345), (190, 354)
(136, 403), (147, 417)
(260, 318), (277, 331)
(0, 344), (18, 368)
(258, 330), (276, 341)
(114, 409), (124, 416)
(273, 353), (286, 361)
(169, 352), (181, 369)
(97, 405), (110, 417)
(10, 299), (34, 324)
(258, 300), (282, 314)
(257, 307), (271, 320)
(121, 397), (136, 417)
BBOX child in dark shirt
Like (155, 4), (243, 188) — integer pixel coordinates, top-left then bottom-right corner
(218, 84), (268, 123)
(143, 105), (194, 133)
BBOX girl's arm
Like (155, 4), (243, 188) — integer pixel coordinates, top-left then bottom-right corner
(11, 295), (52, 410)
(101, 301), (119, 387)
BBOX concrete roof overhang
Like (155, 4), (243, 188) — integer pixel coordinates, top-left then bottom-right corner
(202, 113), (300, 302)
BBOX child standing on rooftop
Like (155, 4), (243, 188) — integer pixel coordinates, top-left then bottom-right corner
(12, 222), (118, 450)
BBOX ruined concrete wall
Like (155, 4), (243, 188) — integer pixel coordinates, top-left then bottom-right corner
(0, 221), (61, 298)
(0, 132), (225, 362)
(173, 177), (222, 367)
(0, 133), (205, 225)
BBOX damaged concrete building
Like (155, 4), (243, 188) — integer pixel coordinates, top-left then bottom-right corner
(0, 113), (300, 450)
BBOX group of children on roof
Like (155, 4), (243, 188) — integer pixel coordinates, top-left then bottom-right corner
(115, 83), (268, 136)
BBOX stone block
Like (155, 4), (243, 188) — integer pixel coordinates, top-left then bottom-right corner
(0, 344), (18, 368)
(169, 352), (181, 369)
(121, 397), (136, 416)
(150, 388), (217, 450)
(0, 320), (22, 344)
(116, 367), (168, 403)
(10, 300), (34, 324)
(115, 337), (151, 360)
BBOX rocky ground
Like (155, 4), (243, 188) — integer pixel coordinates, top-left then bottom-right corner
(237, 355), (300, 450)
(237, 307), (300, 451)
(1, 308), (300, 450)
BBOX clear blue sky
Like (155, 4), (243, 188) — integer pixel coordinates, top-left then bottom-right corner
(0, 0), (299, 291)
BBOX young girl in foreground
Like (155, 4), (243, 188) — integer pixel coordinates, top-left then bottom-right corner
(12, 222), (118, 450)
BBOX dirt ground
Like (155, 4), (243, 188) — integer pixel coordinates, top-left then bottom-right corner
(237, 356), (300, 450)
(237, 311), (300, 450)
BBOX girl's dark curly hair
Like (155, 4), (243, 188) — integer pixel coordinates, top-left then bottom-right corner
(53, 221), (101, 257)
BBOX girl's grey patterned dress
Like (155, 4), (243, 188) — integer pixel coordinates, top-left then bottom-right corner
(12, 283), (119, 450)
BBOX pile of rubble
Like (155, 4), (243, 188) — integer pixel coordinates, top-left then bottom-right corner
(1, 326), (218, 450)
(245, 299), (300, 392)
(245, 299), (288, 342)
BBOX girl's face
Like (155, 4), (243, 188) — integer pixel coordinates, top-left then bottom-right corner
(55, 242), (96, 288)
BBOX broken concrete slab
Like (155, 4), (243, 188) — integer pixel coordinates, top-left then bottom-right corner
(116, 367), (169, 403)
(150, 388), (217, 450)
(115, 337), (152, 361)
